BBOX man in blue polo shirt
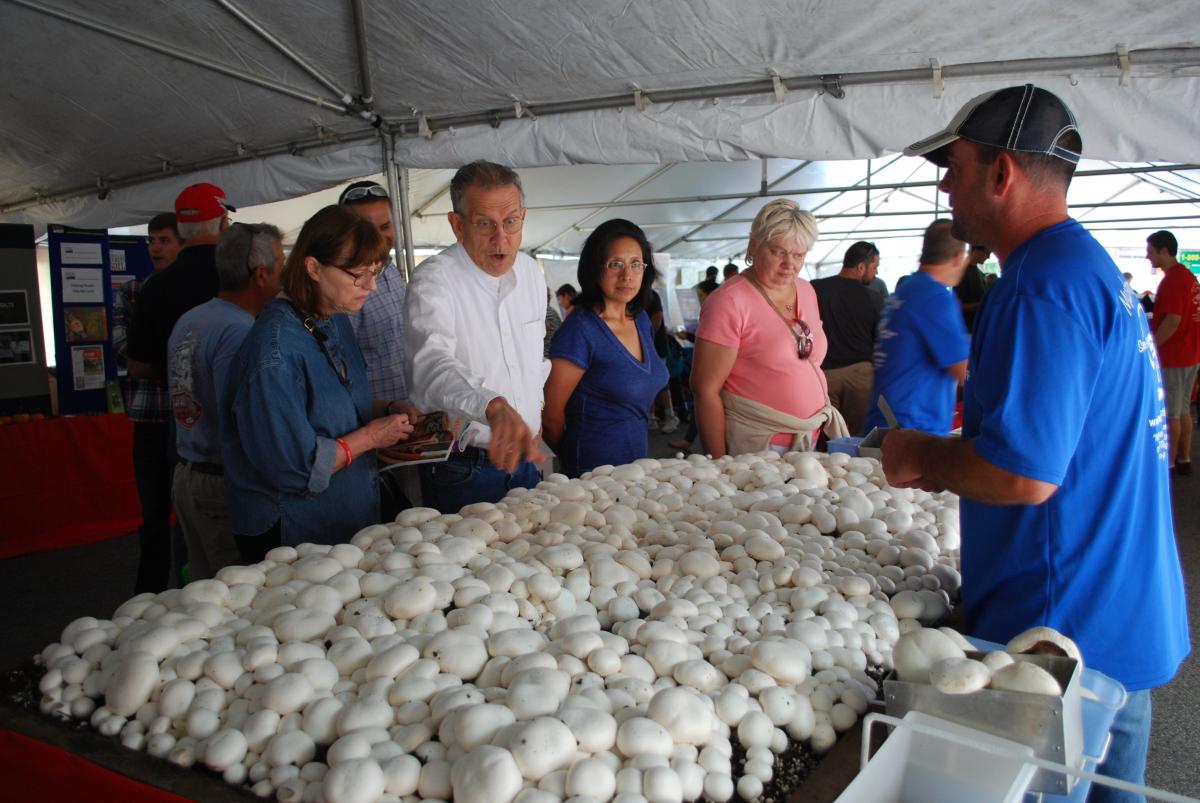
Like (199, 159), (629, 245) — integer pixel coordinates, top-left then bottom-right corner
(882, 85), (1189, 798)
(865, 219), (968, 435)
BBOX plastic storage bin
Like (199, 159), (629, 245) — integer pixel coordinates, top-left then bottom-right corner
(827, 437), (864, 456)
(836, 711), (1036, 803)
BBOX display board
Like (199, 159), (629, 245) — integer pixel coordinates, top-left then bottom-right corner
(47, 226), (120, 415)
(0, 224), (51, 416)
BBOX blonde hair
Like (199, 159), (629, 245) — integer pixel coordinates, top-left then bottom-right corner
(747, 199), (819, 255)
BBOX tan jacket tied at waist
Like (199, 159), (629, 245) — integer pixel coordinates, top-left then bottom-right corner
(720, 390), (849, 456)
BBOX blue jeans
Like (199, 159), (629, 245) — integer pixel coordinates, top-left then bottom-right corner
(1087, 689), (1151, 802)
(420, 449), (539, 513)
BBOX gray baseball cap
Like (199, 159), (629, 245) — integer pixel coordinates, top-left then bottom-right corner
(905, 84), (1081, 167)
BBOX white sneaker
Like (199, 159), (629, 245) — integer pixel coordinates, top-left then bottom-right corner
(660, 412), (680, 434)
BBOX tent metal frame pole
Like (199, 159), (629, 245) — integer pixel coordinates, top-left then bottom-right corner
(380, 133), (407, 279)
(531, 163), (678, 252)
(396, 165), (418, 280)
(414, 184), (453, 218)
(685, 213), (1200, 240)
(5, 0), (352, 115)
(349, 0), (375, 106)
(211, 0), (360, 111)
(658, 160), (814, 253)
(0, 130), (377, 215)
(523, 163), (1199, 214)
(380, 46), (1200, 138)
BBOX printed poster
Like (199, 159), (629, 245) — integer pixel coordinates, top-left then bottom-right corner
(0, 329), (35, 365)
(71, 344), (105, 390)
(0, 290), (29, 326)
(65, 306), (108, 342)
(62, 267), (105, 303)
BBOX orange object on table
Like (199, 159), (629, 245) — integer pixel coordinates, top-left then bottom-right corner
(0, 414), (141, 559)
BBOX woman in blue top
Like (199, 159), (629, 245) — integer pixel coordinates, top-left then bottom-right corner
(221, 206), (414, 558)
(543, 219), (669, 477)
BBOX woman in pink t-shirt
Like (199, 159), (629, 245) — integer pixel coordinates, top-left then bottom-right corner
(692, 199), (844, 457)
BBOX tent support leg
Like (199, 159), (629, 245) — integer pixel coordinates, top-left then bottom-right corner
(381, 132), (414, 281)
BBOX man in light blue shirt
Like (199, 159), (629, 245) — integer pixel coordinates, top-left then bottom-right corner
(865, 220), (969, 435)
(340, 181), (418, 519)
(168, 223), (283, 579)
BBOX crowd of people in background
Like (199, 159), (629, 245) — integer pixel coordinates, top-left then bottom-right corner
(115, 84), (1193, 797)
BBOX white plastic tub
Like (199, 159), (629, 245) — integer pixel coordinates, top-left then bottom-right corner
(835, 711), (1037, 803)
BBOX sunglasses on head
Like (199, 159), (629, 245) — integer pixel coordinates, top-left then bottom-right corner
(340, 184), (389, 203)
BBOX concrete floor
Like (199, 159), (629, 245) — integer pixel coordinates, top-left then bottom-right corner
(1, 426), (1195, 798)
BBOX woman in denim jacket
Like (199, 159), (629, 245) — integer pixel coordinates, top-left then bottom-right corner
(221, 206), (414, 557)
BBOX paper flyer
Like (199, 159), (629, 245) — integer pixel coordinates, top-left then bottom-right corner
(71, 344), (105, 390)
(60, 242), (103, 265)
(62, 267), (105, 302)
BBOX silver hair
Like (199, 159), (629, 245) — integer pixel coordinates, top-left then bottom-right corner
(215, 223), (283, 292)
(747, 199), (819, 255)
(449, 160), (525, 216)
(176, 216), (223, 242)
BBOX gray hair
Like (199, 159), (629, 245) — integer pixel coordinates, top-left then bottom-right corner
(747, 199), (819, 255)
(449, 160), (525, 215)
(215, 222), (283, 292)
(177, 216), (223, 242)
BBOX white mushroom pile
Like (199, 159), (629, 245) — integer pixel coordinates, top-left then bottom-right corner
(35, 451), (963, 803)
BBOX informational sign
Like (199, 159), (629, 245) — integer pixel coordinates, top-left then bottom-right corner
(60, 241), (103, 265)
(62, 267), (105, 302)
(0, 290), (29, 326)
(1179, 249), (1200, 275)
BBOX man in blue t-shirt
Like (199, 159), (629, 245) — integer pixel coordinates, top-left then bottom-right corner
(168, 223), (283, 580)
(884, 85), (1189, 797)
(865, 220), (969, 435)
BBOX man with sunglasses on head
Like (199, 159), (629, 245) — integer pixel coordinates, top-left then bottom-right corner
(405, 160), (548, 512)
(339, 181), (419, 518)
(811, 240), (884, 436)
(167, 223), (283, 580)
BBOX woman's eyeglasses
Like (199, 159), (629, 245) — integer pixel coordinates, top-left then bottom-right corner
(604, 259), (647, 273)
(789, 318), (814, 359)
(339, 263), (388, 287)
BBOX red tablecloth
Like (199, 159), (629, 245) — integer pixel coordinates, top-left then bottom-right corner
(0, 730), (191, 803)
(0, 414), (141, 559)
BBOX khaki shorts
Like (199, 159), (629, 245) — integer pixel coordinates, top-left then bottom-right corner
(1162, 364), (1199, 419)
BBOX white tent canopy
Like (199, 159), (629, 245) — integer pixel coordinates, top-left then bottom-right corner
(2, 0), (1199, 234)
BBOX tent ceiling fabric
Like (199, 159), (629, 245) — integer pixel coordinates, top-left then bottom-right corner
(1, 0), (1198, 230)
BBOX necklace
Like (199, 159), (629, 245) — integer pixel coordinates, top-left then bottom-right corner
(746, 273), (795, 314)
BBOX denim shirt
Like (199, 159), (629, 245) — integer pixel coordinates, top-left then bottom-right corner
(221, 298), (378, 545)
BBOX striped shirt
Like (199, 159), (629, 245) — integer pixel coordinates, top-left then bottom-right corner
(347, 259), (408, 402)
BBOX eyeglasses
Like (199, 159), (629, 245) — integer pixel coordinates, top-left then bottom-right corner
(469, 215), (524, 236)
(788, 317), (814, 359)
(338, 262), (388, 287)
(604, 259), (647, 273)
(765, 245), (808, 264)
(341, 184), (389, 203)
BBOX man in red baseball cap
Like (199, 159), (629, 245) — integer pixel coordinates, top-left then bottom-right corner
(126, 180), (234, 592)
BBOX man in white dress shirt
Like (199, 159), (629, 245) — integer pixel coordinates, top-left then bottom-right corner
(405, 160), (549, 512)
